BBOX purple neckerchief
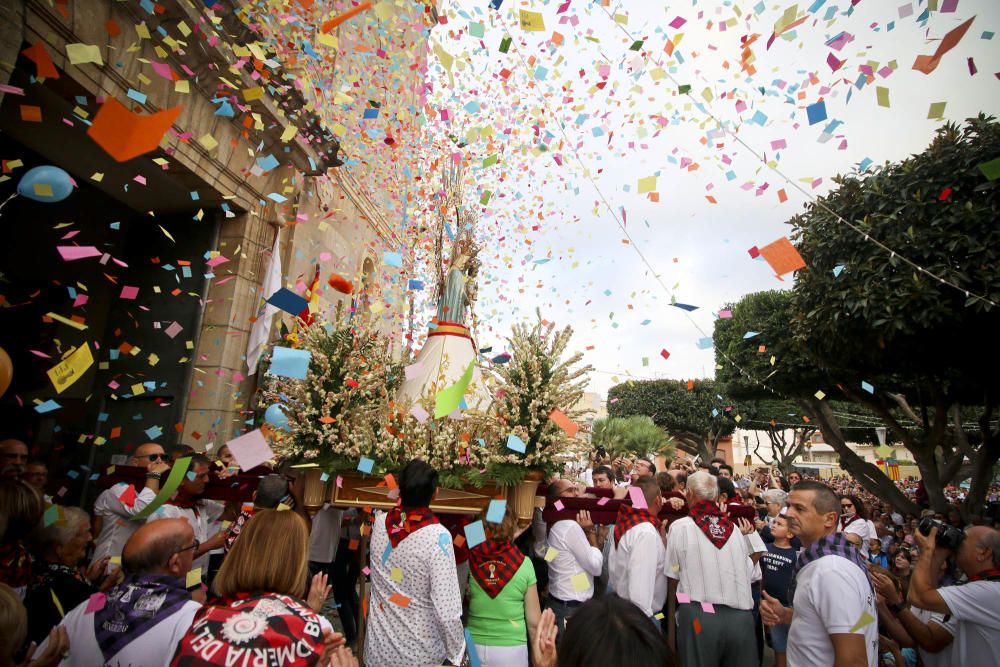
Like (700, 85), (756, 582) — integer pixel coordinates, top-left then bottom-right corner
(94, 573), (190, 662)
(788, 532), (872, 603)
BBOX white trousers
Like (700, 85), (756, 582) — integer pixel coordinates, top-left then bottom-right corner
(473, 643), (529, 667)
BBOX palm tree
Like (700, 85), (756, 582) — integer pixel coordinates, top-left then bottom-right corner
(593, 416), (674, 460)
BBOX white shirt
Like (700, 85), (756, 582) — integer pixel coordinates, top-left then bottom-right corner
(147, 500), (224, 575)
(937, 580), (1000, 664)
(546, 520), (603, 602)
(840, 516), (871, 557)
(364, 512), (465, 667)
(38, 586), (200, 667)
(308, 505), (344, 564)
(664, 517), (757, 610)
(910, 605), (956, 667)
(786, 555), (878, 667)
(608, 522), (666, 617)
(91, 484), (158, 565)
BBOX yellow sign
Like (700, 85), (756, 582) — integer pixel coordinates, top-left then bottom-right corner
(47, 343), (94, 393)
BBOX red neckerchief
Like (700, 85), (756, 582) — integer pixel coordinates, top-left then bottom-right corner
(614, 504), (661, 547)
(969, 568), (1000, 582)
(385, 506), (439, 548)
(469, 539), (525, 598)
(689, 500), (734, 549)
(840, 514), (864, 532)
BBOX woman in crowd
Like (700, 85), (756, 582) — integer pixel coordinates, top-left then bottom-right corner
(23, 507), (116, 644)
(170, 508), (356, 667)
(839, 493), (872, 556)
(892, 549), (913, 597)
(467, 504), (540, 667)
(0, 479), (43, 599)
(0, 582), (68, 667)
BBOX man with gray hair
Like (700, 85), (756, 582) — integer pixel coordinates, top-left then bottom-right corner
(665, 471), (763, 666)
(907, 523), (1000, 662)
(37, 518), (201, 666)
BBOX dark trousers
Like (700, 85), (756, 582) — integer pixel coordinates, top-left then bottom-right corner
(332, 537), (360, 644)
(544, 596), (583, 644)
(676, 603), (757, 667)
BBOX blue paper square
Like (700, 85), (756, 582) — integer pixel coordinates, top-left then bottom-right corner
(861, 381), (875, 394)
(270, 346), (311, 380)
(267, 288), (309, 316)
(126, 88), (148, 105)
(464, 520), (486, 549)
(256, 154), (280, 172)
(487, 499), (507, 524)
(383, 251), (403, 268)
(363, 107), (379, 119)
(144, 426), (163, 440)
(34, 399), (61, 414)
(381, 543), (392, 564)
(806, 100), (827, 125)
(357, 456), (375, 474)
(438, 532), (451, 554)
(506, 434), (526, 453)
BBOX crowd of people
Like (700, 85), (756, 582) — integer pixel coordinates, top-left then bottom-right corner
(1, 435), (999, 666)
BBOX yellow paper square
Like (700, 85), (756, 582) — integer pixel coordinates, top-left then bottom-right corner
(276, 503), (291, 512)
(175, 80), (190, 94)
(243, 87), (264, 101)
(47, 343), (95, 393)
(570, 572), (590, 592)
(198, 134), (219, 151)
(519, 10), (545, 31)
(33, 183), (54, 197)
(66, 43), (103, 65)
(109, 556), (122, 565)
(544, 547), (559, 562)
(637, 176), (657, 194)
(186, 568), (202, 588)
(390, 567), (403, 583)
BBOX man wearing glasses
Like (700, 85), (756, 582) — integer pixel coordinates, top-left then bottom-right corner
(91, 442), (171, 566)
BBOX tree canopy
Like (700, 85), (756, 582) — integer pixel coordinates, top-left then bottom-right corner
(591, 415), (673, 460)
(607, 378), (745, 461)
(714, 116), (1000, 517)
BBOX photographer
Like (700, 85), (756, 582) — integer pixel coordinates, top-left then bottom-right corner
(908, 521), (1000, 662)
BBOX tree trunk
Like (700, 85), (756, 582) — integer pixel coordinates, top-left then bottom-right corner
(963, 434), (1000, 520)
(801, 399), (921, 516)
(910, 447), (952, 515)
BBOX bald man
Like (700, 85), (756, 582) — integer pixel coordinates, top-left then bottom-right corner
(91, 442), (171, 566)
(38, 519), (201, 667)
(0, 438), (28, 479)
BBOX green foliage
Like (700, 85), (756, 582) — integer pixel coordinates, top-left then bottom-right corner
(789, 115), (1000, 398)
(592, 416), (673, 459)
(607, 378), (745, 458)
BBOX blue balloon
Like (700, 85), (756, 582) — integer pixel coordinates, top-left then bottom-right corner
(264, 403), (290, 431)
(17, 166), (74, 203)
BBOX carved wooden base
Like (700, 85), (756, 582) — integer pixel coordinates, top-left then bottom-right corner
(329, 471), (506, 515)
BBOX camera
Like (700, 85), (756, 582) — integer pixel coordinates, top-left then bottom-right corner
(918, 517), (965, 550)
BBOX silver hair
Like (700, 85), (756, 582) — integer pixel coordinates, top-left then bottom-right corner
(32, 506), (89, 551)
(763, 489), (788, 506)
(977, 528), (1000, 569)
(687, 471), (719, 502)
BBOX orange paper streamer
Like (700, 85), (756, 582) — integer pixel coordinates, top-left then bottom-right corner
(912, 16), (975, 75)
(321, 1), (373, 33)
(87, 97), (182, 162)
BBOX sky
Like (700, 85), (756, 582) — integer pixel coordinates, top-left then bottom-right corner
(413, 0), (1000, 396)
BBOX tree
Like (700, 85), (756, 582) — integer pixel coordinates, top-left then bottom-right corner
(716, 116), (1000, 518)
(739, 398), (816, 475)
(607, 379), (744, 460)
(716, 289), (922, 514)
(592, 416), (674, 460)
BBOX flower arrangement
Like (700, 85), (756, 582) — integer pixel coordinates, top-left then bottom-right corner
(261, 310), (592, 487)
(489, 311), (594, 479)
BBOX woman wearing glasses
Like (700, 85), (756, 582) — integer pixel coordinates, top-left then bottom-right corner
(838, 494), (873, 558)
(91, 443), (171, 568)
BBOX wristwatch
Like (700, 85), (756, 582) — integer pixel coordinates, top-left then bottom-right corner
(888, 601), (906, 614)
(146, 471), (163, 481)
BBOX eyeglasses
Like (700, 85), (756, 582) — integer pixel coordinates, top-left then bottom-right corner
(174, 539), (200, 555)
(841, 503), (854, 508)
